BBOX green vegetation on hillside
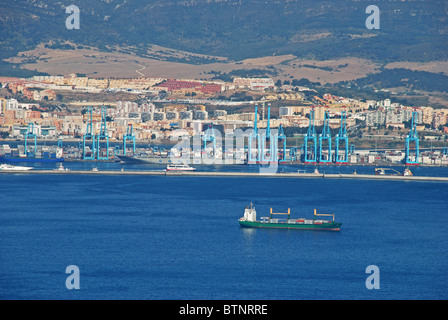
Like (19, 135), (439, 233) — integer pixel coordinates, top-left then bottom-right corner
(341, 68), (448, 93)
(1, 0), (446, 63)
(1, 0), (447, 99)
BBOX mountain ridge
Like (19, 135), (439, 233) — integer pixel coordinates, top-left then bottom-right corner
(1, 0), (447, 63)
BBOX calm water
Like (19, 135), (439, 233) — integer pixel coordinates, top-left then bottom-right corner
(0, 170), (447, 300)
(7, 159), (448, 177)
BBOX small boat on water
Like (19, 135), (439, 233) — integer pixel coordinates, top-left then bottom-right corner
(0, 164), (33, 171)
(166, 164), (196, 171)
(54, 164), (70, 171)
(375, 167), (413, 176)
(239, 203), (342, 231)
(375, 167), (401, 176)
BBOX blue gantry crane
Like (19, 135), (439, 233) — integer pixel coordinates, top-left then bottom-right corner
(82, 106), (96, 160)
(265, 103), (271, 139)
(247, 103), (282, 164)
(248, 104), (261, 164)
(349, 144), (355, 154)
(304, 107), (317, 163)
(319, 109), (332, 163)
(203, 124), (216, 155)
(335, 109), (349, 163)
(289, 147), (298, 162)
(277, 124), (287, 162)
(114, 145), (121, 157)
(260, 103), (276, 163)
(24, 123), (37, 158)
(96, 106), (109, 160)
(405, 109), (419, 165)
(123, 124), (136, 155)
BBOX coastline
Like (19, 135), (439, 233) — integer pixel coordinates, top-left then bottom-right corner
(1, 169), (448, 182)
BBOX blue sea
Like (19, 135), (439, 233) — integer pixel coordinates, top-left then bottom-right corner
(0, 163), (447, 300)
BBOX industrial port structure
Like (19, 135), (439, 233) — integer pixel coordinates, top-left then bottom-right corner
(247, 102), (288, 164)
(24, 123), (37, 158)
(405, 109), (420, 165)
(246, 104), (353, 165)
(123, 124), (136, 155)
(81, 106), (128, 160)
(1, 105), (425, 166)
(243, 105), (421, 166)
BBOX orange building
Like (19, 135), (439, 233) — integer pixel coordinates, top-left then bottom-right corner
(26, 110), (42, 119)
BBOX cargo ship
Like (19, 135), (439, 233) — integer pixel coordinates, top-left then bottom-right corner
(239, 204), (342, 231)
(0, 156), (64, 163)
(0, 145), (64, 163)
(117, 147), (246, 165)
(117, 154), (192, 164)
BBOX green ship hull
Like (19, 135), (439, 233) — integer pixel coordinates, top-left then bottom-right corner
(239, 220), (342, 231)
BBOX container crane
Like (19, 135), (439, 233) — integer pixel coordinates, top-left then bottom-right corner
(203, 124), (216, 154)
(260, 103), (276, 164)
(289, 147), (298, 162)
(349, 144), (355, 154)
(82, 106), (96, 160)
(277, 124), (287, 162)
(123, 124), (136, 155)
(303, 107), (317, 163)
(96, 106), (109, 160)
(248, 104), (261, 164)
(405, 109), (419, 165)
(335, 109), (349, 163)
(24, 123), (37, 158)
(319, 109), (332, 163)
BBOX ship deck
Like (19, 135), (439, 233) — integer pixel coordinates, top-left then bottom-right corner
(239, 219), (342, 231)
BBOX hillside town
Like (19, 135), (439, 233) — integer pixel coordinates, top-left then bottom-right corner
(0, 75), (448, 140)
(1, 74), (447, 165)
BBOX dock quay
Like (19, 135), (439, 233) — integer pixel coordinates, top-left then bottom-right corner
(1, 169), (448, 182)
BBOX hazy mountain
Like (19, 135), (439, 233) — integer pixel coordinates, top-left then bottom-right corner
(1, 0), (447, 63)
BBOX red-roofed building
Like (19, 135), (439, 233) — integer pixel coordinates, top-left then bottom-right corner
(156, 79), (222, 94)
(156, 79), (201, 92)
